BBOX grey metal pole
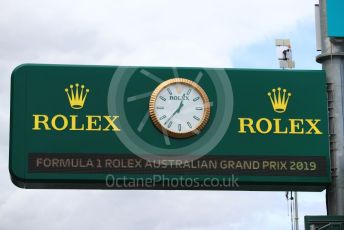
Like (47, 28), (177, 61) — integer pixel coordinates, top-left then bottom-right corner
(295, 192), (299, 230)
(317, 0), (344, 215)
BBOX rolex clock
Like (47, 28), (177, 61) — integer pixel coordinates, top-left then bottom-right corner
(149, 78), (210, 138)
(108, 66), (233, 161)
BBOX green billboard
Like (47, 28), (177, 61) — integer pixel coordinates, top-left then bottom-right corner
(10, 64), (330, 190)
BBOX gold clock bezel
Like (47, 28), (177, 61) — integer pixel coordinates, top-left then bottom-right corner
(149, 78), (210, 138)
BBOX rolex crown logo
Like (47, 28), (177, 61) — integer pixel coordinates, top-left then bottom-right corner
(65, 83), (90, 109)
(267, 87), (291, 113)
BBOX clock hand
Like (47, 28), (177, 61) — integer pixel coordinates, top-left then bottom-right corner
(164, 94), (185, 125)
(175, 98), (184, 113)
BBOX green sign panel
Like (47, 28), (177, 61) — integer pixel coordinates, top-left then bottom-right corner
(10, 64), (330, 190)
(305, 216), (344, 230)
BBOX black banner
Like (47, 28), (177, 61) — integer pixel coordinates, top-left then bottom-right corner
(28, 153), (327, 177)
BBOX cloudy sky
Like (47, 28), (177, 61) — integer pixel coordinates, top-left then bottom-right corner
(0, 0), (326, 229)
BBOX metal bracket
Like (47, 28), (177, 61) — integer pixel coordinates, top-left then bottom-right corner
(316, 52), (344, 63)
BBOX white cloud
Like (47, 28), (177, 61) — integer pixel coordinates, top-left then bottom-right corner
(0, 190), (300, 230)
(0, 0), (326, 229)
(0, 0), (314, 66)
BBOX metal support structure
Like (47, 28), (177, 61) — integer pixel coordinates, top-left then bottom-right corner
(276, 39), (299, 229)
(316, 0), (344, 215)
(275, 39), (300, 230)
(295, 192), (299, 230)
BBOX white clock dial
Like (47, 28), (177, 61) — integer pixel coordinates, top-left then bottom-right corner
(149, 78), (210, 138)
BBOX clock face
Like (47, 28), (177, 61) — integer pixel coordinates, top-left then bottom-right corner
(149, 78), (210, 138)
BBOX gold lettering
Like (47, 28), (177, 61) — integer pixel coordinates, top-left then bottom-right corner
(256, 118), (272, 134)
(32, 114), (51, 130)
(103, 116), (120, 131)
(306, 119), (322, 134)
(70, 115), (85, 131)
(238, 117), (323, 135)
(86, 115), (101, 131)
(238, 118), (256, 133)
(289, 119), (304, 134)
(32, 114), (122, 132)
(51, 115), (68, 131)
(273, 118), (288, 134)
